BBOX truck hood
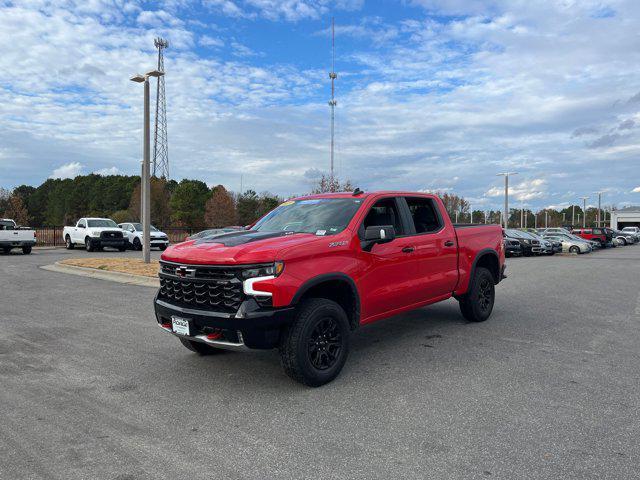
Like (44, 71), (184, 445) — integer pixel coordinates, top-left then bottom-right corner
(161, 230), (319, 265)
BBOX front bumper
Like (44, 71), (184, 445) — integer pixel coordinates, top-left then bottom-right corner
(94, 237), (126, 248)
(154, 294), (295, 349)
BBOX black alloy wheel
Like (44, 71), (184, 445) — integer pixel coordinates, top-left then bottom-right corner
(307, 317), (342, 371)
(279, 298), (350, 387)
(459, 267), (495, 323)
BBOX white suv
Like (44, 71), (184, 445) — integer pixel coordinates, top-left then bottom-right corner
(118, 223), (169, 251)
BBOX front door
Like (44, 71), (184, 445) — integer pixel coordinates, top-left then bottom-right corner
(356, 196), (422, 321)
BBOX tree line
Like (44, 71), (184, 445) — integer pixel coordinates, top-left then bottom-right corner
(0, 174), (614, 228)
(0, 175), (282, 228)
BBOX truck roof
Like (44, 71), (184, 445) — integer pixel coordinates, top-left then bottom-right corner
(290, 191), (435, 201)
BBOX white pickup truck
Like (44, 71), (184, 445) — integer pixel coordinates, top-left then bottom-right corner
(0, 219), (36, 254)
(63, 217), (127, 252)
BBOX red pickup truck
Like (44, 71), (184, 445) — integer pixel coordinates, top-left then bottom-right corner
(155, 191), (506, 386)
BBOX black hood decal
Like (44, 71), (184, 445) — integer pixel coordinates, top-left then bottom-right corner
(194, 230), (295, 247)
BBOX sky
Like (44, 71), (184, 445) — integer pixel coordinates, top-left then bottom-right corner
(1, 0), (640, 211)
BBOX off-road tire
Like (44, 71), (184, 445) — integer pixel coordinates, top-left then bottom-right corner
(279, 298), (350, 387)
(65, 235), (74, 250)
(22, 246), (32, 254)
(133, 237), (142, 251)
(178, 337), (222, 355)
(85, 237), (94, 252)
(459, 267), (495, 323)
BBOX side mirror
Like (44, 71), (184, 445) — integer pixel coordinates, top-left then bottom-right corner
(78, 224), (85, 229)
(362, 225), (395, 251)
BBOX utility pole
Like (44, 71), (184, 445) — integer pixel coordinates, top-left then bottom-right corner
(580, 196), (589, 228)
(328, 17), (337, 190)
(131, 69), (164, 263)
(595, 191), (603, 227)
(496, 172), (517, 229)
(524, 210), (528, 228)
(520, 203), (524, 228)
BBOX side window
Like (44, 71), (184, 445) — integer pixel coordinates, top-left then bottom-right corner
(583, 229), (592, 234)
(362, 198), (404, 235)
(593, 228), (602, 234)
(405, 197), (442, 234)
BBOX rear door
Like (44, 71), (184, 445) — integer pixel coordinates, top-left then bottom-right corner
(400, 196), (459, 300)
(356, 196), (421, 320)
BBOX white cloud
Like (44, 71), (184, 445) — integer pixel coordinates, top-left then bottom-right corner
(633, 186), (640, 193)
(50, 162), (84, 179)
(94, 166), (122, 176)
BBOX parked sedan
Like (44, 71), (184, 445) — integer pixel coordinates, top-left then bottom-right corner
(542, 234), (591, 254)
(521, 230), (561, 255)
(612, 229), (637, 246)
(504, 237), (523, 257)
(505, 229), (541, 256)
(186, 227), (242, 241)
(118, 223), (169, 250)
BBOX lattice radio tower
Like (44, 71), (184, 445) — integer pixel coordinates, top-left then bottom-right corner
(153, 37), (169, 179)
(328, 17), (337, 189)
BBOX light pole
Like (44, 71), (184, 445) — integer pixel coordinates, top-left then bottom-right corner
(545, 209), (548, 228)
(534, 212), (537, 229)
(520, 203), (524, 228)
(595, 191), (603, 227)
(580, 196), (589, 228)
(562, 212), (566, 225)
(572, 205), (575, 226)
(497, 172), (517, 229)
(130, 69), (164, 264)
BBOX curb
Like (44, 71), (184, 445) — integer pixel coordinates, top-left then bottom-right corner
(41, 262), (159, 288)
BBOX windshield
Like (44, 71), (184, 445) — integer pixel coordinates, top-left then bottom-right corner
(87, 219), (118, 228)
(253, 198), (362, 235)
(131, 223), (158, 231)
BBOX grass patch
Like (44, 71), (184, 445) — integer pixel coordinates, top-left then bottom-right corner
(60, 258), (160, 277)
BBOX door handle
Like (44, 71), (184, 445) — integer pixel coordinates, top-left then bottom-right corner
(402, 246), (415, 253)
(444, 240), (455, 247)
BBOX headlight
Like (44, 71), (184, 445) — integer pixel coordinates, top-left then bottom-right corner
(241, 261), (284, 279)
(524, 239), (531, 244)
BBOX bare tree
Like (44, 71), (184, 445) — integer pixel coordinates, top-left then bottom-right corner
(205, 185), (237, 227)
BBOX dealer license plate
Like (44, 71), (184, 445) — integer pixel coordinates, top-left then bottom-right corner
(171, 316), (190, 336)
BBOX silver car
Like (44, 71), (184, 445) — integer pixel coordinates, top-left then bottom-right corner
(542, 234), (591, 254)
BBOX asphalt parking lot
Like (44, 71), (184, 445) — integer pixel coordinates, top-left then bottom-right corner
(1, 247), (639, 479)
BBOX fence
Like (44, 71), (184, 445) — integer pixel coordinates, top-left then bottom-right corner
(34, 226), (204, 247)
